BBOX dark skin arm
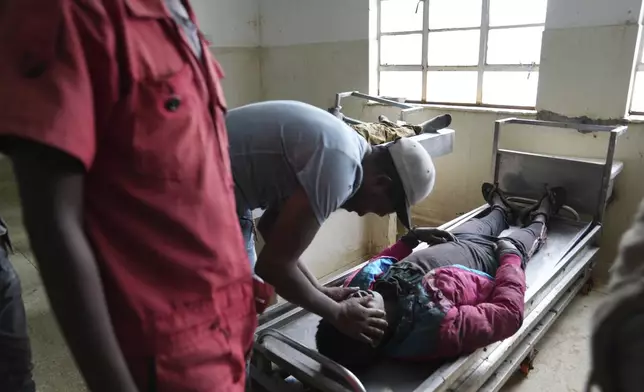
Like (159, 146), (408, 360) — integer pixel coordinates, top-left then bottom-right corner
(8, 140), (137, 392)
(258, 204), (357, 300)
(254, 186), (386, 342)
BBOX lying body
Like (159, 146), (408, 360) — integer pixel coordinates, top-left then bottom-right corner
(327, 107), (452, 146)
(315, 185), (566, 369)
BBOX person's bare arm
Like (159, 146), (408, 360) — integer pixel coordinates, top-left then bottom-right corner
(255, 186), (386, 342)
(9, 141), (137, 392)
(255, 192), (338, 316)
(257, 204), (356, 300)
(258, 206), (320, 287)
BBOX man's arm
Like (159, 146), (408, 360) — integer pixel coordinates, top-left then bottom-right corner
(258, 204), (356, 300)
(254, 186), (385, 342)
(259, 205), (322, 288)
(436, 253), (526, 357)
(10, 142), (137, 392)
(255, 187), (340, 319)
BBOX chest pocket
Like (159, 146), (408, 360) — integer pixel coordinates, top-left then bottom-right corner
(130, 64), (205, 182)
(119, 0), (209, 183)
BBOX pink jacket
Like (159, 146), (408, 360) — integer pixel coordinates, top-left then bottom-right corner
(345, 240), (526, 360)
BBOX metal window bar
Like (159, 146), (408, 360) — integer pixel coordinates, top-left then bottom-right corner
(381, 65), (540, 73)
(380, 65), (539, 72)
(628, 29), (644, 114)
(476, 0), (490, 104)
(379, 22), (546, 37)
(378, 0), (544, 107)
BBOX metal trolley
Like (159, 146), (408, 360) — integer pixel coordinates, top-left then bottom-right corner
(248, 93), (626, 392)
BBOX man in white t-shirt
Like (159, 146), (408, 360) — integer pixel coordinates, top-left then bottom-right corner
(227, 100), (437, 344)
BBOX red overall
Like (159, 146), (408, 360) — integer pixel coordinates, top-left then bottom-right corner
(0, 0), (256, 390)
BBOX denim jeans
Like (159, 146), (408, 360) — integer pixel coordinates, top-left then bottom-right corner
(239, 209), (256, 391)
(0, 235), (35, 392)
(239, 209), (258, 276)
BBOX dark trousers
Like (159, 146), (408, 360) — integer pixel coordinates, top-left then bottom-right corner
(0, 245), (35, 392)
(404, 208), (546, 276)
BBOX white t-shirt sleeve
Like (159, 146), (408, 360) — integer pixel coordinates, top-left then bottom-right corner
(297, 148), (362, 225)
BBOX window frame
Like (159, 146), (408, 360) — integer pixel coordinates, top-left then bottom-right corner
(377, 0), (543, 109)
(629, 38), (644, 115)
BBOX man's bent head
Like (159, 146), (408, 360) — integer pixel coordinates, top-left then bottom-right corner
(343, 139), (435, 229)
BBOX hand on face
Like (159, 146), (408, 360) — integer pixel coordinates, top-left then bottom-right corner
(320, 286), (359, 301)
(330, 295), (388, 346)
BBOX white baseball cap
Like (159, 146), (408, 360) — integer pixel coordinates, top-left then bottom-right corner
(387, 138), (436, 229)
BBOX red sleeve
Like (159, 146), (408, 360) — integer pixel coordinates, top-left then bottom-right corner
(372, 239), (414, 262)
(437, 254), (526, 357)
(0, 0), (116, 170)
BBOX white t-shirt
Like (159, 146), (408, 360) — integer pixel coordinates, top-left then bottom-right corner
(227, 101), (370, 225)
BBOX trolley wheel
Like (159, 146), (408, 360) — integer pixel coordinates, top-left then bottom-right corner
(519, 349), (539, 377)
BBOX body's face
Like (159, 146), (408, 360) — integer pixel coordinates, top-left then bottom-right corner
(348, 289), (397, 347)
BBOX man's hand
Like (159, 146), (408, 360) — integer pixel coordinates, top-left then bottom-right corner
(330, 297), (388, 345)
(320, 286), (359, 302)
(409, 228), (456, 245)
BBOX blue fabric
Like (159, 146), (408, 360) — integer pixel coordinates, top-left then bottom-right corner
(452, 264), (494, 280)
(0, 229), (35, 391)
(227, 101), (370, 225)
(384, 300), (445, 359)
(345, 257), (396, 289)
(375, 263), (447, 360)
(238, 209), (257, 273)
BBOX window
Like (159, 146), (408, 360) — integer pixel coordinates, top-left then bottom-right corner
(630, 46), (644, 113)
(377, 0), (546, 108)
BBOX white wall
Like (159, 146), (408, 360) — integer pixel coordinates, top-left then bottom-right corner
(254, 0), (644, 282)
(192, 0), (260, 47)
(259, 0), (369, 46)
(537, 0), (642, 118)
(195, 0), (644, 282)
(257, 0), (382, 279)
(258, 0), (371, 110)
(193, 0), (262, 108)
(545, 0), (642, 29)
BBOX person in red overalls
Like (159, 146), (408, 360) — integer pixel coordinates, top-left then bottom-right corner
(0, 1), (254, 391)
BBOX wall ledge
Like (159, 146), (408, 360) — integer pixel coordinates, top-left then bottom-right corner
(366, 102), (536, 116)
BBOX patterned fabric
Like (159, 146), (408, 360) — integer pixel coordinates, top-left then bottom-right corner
(341, 240), (526, 361)
(351, 118), (419, 145)
(344, 257), (397, 290)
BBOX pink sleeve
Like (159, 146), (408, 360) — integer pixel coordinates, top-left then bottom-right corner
(437, 254), (526, 357)
(372, 240), (414, 262)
